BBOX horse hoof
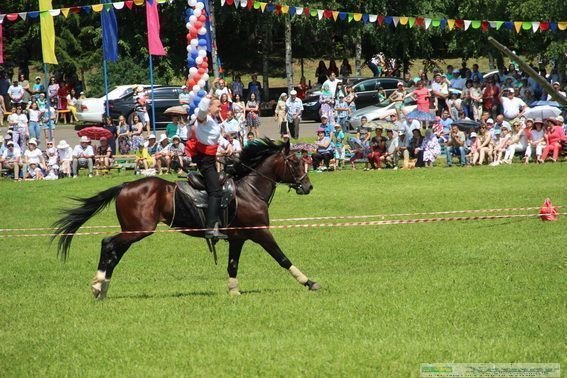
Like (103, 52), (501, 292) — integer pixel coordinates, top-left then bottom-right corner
(305, 280), (321, 291)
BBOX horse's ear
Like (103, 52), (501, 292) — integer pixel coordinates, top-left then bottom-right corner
(284, 139), (291, 155)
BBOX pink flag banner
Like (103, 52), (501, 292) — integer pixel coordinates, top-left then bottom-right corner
(0, 18), (3, 64)
(146, 0), (166, 56)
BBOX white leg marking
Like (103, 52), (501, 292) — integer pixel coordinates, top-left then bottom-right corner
(289, 265), (308, 285)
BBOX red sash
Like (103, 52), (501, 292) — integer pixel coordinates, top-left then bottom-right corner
(184, 126), (218, 157)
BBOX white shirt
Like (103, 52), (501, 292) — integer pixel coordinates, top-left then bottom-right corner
(386, 137), (399, 154)
(58, 147), (72, 161)
(8, 85), (25, 100)
(195, 115), (223, 146)
(547, 90), (566, 101)
(215, 87), (230, 99)
(404, 119), (421, 132)
(2, 147), (21, 161)
(7, 113), (19, 126)
(29, 109), (41, 122)
(72, 144), (94, 158)
(323, 79), (338, 97)
(501, 97), (526, 119)
(222, 119), (240, 134)
(17, 114), (28, 129)
(431, 81), (448, 96)
(176, 124), (189, 140)
(24, 148), (43, 164)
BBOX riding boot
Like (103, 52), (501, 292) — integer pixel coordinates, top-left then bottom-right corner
(205, 196), (228, 240)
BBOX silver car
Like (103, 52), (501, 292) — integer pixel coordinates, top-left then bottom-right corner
(346, 99), (417, 130)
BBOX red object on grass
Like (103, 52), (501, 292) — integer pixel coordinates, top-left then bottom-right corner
(77, 127), (114, 141)
(539, 198), (557, 221)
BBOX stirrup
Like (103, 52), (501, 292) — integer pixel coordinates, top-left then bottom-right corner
(205, 223), (228, 240)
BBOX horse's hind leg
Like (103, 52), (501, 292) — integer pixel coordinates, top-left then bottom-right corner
(92, 230), (154, 300)
(251, 230), (321, 291)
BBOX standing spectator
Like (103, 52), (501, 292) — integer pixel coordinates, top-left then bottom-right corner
(28, 102), (41, 145)
(470, 79), (483, 121)
(388, 82), (407, 118)
(297, 76), (309, 100)
(41, 105), (57, 142)
(339, 59), (352, 78)
(335, 94), (350, 133)
(470, 64), (483, 82)
(541, 118), (565, 162)
(447, 91), (463, 120)
(95, 137), (113, 171)
(431, 73), (449, 116)
(178, 85), (190, 107)
(231, 75), (244, 99)
(31, 76), (45, 101)
(446, 125), (467, 167)
(37, 93), (47, 111)
(133, 86), (150, 135)
(130, 114), (145, 151)
(0, 140), (22, 180)
(285, 90), (303, 139)
(214, 78), (232, 100)
(0, 72), (10, 109)
(274, 93), (288, 137)
(231, 94), (246, 138)
(366, 127), (387, 171)
(72, 136), (95, 178)
(411, 81), (431, 112)
(12, 106), (28, 151)
(7, 105), (19, 131)
(66, 88), (79, 123)
(117, 115), (131, 154)
(335, 82), (346, 99)
(176, 118), (189, 144)
(165, 116), (179, 139)
(57, 80), (69, 112)
(56, 140), (72, 177)
(18, 74), (32, 105)
(47, 77), (59, 108)
(332, 123), (346, 170)
(8, 80), (25, 107)
(315, 61), (328, 85)
(500, 88), (526, 122)
(323, 72), (339, 98)
(312, 128), (334, 171)
(219, 93), (231, 122)
(245, 92), (260, 137)
(461, 80), (474, 119)
(319, 84), (335, 125)
(247, 74), (262, 101)
(328, 60), (339, 77)
(483, 77), (500, 119)
(103, 116), (118, 155)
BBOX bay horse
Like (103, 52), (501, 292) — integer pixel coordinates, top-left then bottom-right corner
(52, 138), (320, 299)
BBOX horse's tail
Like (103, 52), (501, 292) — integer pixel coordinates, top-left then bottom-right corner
(51, 183), (126, 260)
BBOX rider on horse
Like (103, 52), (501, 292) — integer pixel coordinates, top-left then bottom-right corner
(192, 96), (231, 240)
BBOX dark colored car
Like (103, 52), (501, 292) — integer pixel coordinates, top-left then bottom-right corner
(107, 86), (183, 129)
(302, 77), (410, 122)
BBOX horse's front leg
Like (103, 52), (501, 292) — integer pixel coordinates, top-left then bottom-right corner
(227, 239), (245, 296)
(251, 230), (321, 291)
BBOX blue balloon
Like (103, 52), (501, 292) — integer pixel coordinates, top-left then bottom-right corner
(185, 9), (193, 16)
(198, 39), (207, 47)
(198, 90), (206, 97)
(189, 105), (196, 114)
(188, 57), (196, 66)
(193, 98), (201, 107)
(191, 50), (198, 59)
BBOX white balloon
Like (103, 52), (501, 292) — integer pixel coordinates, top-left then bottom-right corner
(189, 45), (198, 54)
(186, 45), (192, 53)
(197, 45), (207, 52)
(198, 79), (206, 88)
(195, 2), (204, 10)
(190, 114), (197, 121)
(188, 0), (197, 7)
(188, 91), (195, 100)
(195, 56), (204, 65)
(189, 67), (198, 75)
(190, 39), (199, 47)
(193, 9), (202, 17)
(186, 22), (192, 30)
(198, 49), (207, 58)
(198, 27), (207, 36)
(189, 15), (197, 23)
(192, 85), (200, 93)
(202, 73), (209, 82)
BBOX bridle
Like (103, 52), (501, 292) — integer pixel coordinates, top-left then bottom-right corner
(281, 152), (307, 191)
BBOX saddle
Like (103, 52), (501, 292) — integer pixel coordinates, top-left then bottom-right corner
(170, 173), (236, 230)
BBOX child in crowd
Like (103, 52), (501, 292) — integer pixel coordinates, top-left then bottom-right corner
(466, 132), (478, 164)
(300, 149), (312, 172)
(135, 141), (154, 175)
(44, 140), (59, 179)
(332, 124), (346, 170)
(491, 127), (511, 165)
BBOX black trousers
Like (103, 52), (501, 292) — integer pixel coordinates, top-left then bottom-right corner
(312, 151), (333, 169)
(193, 153), (222, 227)
(288, 118), (300, 139)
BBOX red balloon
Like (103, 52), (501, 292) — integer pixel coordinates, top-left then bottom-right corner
(187, 79), (196, 87)
(198, 68), (206, 75)
(193, 73), (201, 81)
(203, 56), (208, 62)
(198, 15), (206, 23)
(194, 21), (203, 29)
(186, 33), (193, 42)
(201, 62), (208, 69)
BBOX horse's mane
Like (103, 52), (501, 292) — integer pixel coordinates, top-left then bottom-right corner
(232, 137), (285, 179)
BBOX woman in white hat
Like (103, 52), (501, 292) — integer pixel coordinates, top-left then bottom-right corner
(23, 138), (46, 180)
(274, 93), (288, 137)
(57, 140), (73, 177)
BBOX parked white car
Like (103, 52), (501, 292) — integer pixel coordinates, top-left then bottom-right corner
(346, 99), (417, 130)
(77, 85), (144, 123)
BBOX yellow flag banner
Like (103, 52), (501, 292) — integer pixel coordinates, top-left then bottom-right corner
(39, 0), (57, 64)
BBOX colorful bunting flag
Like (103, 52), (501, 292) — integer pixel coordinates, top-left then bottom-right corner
(146, 0), (166, 55)
(39, 0), (58, 64)
(101, 0), (119, 62)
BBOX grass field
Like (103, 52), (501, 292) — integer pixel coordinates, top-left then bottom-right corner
(1, 164), (566, 376)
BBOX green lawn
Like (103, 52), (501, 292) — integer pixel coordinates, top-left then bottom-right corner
(0, 164), (565, 376)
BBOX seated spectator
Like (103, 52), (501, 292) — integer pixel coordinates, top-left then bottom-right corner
(117, 115), (131, 154)
(168, 135), (190, 174)
(176, 119), (189, 144)
(244, 132), (256, 147)
(44, 140), (59, 179)
(135, 141), (154, 174)
(541, 118), (565, 163)
(332, 124), (346, 170)
(0, 140), (22, 180)
(312, 128), (334, 172)
(416, 128), (441, 168)
(524, 118), (545, 164)
(56, 140), (72, 177)
(471, 124), (493, 165)
(491, 126), (512, 165)
(408, 128), (423, 160)
(102, 116), (118, 155)
(154, 134), (171, 175)
(221, 111), (240, 136)
(319, 114), (333, 137)
(216, 132), (241, 171)
(130, 114), (145, 151)
(23, 138), (46, 180)
(146, 134), (159, 155)
(384, 129), (399, 169)
(446, 125), (467, 167)
(503, 120), (527, 164)
(366, 127), (387, 171)
(165, 116), (179, 139)
(396, 131), (410, 169)
(95, 137), (113, 171)
(72, 136), (95, 178)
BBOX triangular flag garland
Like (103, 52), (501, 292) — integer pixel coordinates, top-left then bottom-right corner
(218, 1), (565, 34)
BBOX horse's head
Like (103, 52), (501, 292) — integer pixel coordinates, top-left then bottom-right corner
(276, 140), (313, 195)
